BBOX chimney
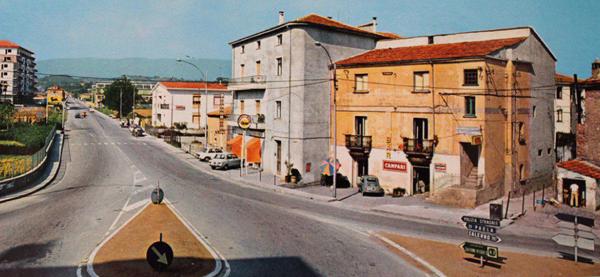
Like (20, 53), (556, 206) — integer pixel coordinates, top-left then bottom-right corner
(372, 17), (377, 33)
(278, 11), (285, 25)
(592, 58), (600, 79)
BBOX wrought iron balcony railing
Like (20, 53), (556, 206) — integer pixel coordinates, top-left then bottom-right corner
(402, 137), (434, 155)
(345, 134), (372, 153)
(228, 75), (266, 86)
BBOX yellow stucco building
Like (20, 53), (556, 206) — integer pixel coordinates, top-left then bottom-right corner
(333, 28), (556, 207)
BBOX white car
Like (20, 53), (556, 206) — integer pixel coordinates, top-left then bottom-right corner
(209, 153), (241, 170)
(196, 148), (224, 161)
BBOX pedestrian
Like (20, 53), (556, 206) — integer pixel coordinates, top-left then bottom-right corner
(569, 183), (579, 207)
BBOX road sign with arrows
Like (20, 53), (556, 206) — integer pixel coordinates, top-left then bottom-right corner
(146, 233), (174, 272)
(553, 212), (597, 263)
(466, 222), (497, 234)
(461, 242), (499, 259)
(468, 230), (502, 243)
(461, 216), (500, 227)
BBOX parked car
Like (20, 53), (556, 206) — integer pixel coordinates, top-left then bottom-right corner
(75, 113), (81, 119)
(131, 127), (144, 137)
(210, 153), (241, 170)
(358, 175), (384, 196)
(196, 147), (223, 161)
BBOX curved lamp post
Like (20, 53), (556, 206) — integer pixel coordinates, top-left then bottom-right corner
(176, 59), (209, 142)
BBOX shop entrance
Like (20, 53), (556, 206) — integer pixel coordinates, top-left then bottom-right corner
(412, 166), (430, 194)
(562, 178), (586, 207)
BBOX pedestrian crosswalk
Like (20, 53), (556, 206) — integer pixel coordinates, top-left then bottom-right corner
(69, 141), (149, 146)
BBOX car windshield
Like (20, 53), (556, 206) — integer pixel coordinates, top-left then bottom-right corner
(214, 154), (226, 159)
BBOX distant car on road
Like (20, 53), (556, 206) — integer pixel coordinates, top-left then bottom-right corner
(210, 153), (241, 170)
(358, 175), (384, 196)
(75, 113), (81, 119)
(196, 147), (223, 161)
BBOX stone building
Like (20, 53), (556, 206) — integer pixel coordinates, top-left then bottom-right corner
(334, 27), (556, 207)
(227, 12), (398, 182)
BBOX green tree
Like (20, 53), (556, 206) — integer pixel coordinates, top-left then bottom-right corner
(102, 76), (140, 117)
(0, 103), (15, 129)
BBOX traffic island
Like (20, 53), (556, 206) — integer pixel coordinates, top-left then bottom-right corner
(377, 232), (600, 276)
(90, 202), (216, 276)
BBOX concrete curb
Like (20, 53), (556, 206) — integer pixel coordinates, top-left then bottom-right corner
(0, 132), (65, 203)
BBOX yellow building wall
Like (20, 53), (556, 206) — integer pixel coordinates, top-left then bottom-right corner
(207, 116), (228, 149)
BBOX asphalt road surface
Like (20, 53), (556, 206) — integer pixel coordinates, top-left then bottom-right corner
(0, 100), (569, 276)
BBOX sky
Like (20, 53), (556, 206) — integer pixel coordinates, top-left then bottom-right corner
(0, 0), (598, 77)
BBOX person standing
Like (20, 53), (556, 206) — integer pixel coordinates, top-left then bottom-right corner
(569, 183), (579, 207)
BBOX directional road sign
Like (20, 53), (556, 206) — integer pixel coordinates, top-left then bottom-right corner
(461, 216), (500, 227)
(558, 221), (593, 232)
(466, 222), (497, 234)
(461, 242), (499, 259)
(552, 234), (595, 251)
(468, 230), (502, 243)
(559, 228), (595, 240)
(555, 213), (594, 227)
(146, 240), (174, 271)
(151, 188), (164, 204)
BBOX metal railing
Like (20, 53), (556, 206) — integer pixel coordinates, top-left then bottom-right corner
(345, 134), (372, 150)
(228, 75), (266, 85)
(0, 125), (56, 180)
(402, 137), (435, 155)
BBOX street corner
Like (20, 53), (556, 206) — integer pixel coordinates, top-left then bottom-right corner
(375, 232), (600, 277)
(88, 202), (218, 276)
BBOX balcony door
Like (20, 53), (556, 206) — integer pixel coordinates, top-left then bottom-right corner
(413, 118), (428, 141)
(354, 116), (368, 176)
(355, 116), (367, 136)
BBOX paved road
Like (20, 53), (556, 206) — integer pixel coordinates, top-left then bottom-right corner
(0, 100), (574, 276)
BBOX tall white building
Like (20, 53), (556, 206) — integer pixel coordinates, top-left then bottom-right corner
(227, 12), (398, 183)
(0, 40), (36, 103)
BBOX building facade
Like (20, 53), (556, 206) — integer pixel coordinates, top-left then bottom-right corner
(227, 12), (397, 182)
(334, 27), (556, 207)
(151, 81), (231, 133)
(554, 73), (576, 162)
(0, 40), (36, 103)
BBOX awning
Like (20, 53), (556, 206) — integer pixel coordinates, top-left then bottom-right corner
(227, 135), (243, 157)
(246, 138), (261, 163)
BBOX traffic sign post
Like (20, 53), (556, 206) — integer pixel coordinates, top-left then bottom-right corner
(553, 213), (596, 263)
(461, 214), (502, 268)
(462, 216), (500, 227)
(146, 233), (174, 272)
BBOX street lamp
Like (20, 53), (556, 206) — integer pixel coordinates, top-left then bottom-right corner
(315, 41), (337, 199)
(176, 59), (209, 144)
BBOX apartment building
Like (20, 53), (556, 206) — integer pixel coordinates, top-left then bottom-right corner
(91, 80), (155, 108)
(227, 12), (398, 182)
(554, 73), (576, 162)
(151, 81), (231, 134)
(334, 27), (556, 207)
(0, 40), (36, 103)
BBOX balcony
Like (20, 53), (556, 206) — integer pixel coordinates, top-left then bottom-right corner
(402, 137), (435, 157)
(227, 75), (267, 91)
(345, 134), (372, 158)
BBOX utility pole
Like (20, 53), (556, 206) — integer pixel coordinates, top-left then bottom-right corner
(119, 87), (123, 119)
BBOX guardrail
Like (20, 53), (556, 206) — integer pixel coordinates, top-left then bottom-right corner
(0, 125), (57, 180)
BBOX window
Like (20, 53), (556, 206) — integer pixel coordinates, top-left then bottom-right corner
(240, 100), (245, 114)
(557, 109), (563, 122)
(547, 148), (552, 155)
(256, 61), (261, 75)
(556, 86), (562, 99)
(193, 95), (201, 105)
(277, 34), (283, 45)
(275, 101), (282, 119)
(354, 74), (368, 92)
(257, 40), (261, 49)
(160, 104), (169, 109)
(532, 105), (536, 118)
(464, 96), (476, 117)
(413, 71), (430, 92)
(518, 122), (526, 144)
(213, 96), (221, 105)
(241, 45), (245, 54)
(538, 149), (542, 156)
(276, 58), (283, 76)
(240, 64), (245, 77)
(463, 69), (479, 86)
(255, 100), (261, 114)
(192, 114), (200, 124)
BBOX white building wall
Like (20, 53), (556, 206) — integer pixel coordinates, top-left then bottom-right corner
(557, 167), (599, 211)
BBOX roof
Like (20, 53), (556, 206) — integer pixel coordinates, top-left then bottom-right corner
(230, 13), (388, 45)
(207, 106), (232, 116)
(159, 81), (227, 91)
(377, 32), (402, 39)
(556, 73), (575, 84)
(557, 160), (600, 179)
(336, 37), (527, 67)
(0, 40), (20, 48)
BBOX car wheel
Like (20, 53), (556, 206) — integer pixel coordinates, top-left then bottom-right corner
(210, 166), (216, 170)
(223, 164), (229, 170)
(362, 191), (366, 196)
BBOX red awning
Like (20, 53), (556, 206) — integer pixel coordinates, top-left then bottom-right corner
(246, 138), (261, 163)
(226, 135), (242, 157)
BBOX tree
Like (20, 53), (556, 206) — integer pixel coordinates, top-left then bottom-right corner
(0, 103), (15, 129)
(102, 76), (140, 117)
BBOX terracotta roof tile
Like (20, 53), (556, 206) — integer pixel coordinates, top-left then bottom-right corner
(207, 106), (232, 116)
(159, 81), (227, 90)
(336, 37), (527, 66)
(294, 14), (387, 38)
(0, 40), (20, 48)
(555, 73), (574, 84)
(557, 160), (600, 179)
(377, 32), (402, 39)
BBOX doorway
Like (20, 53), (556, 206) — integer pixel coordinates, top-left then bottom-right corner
(413, 166), (430, 194)
(357, 158), (368, 177)
(275, 140), (282, 175)
(562, 178), (586, 208)
(460, 142), (480, 187)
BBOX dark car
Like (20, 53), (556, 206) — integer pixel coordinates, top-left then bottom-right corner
(358, 175), (385, 196)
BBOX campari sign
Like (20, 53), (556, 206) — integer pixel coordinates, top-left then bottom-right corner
(383, 160), (407, 172)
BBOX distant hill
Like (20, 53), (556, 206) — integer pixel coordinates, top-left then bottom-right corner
(37, 57), (231, 81)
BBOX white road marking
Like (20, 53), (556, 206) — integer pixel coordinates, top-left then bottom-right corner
(104, 142), (108, 145)
(122, 199), (147, 212)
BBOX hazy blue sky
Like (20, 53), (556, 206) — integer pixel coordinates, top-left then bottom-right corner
(1, 0), (598, 76)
